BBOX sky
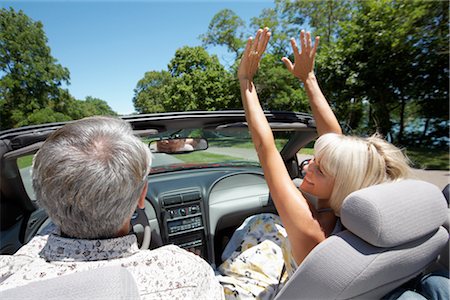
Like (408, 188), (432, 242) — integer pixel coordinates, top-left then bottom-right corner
(1, 0), (275, 115)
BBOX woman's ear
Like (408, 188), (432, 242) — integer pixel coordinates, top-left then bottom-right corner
(138, 184), (148, 209)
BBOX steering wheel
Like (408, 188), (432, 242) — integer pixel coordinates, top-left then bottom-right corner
(299, 158), (312, 179)
(130, 208), (151, 250)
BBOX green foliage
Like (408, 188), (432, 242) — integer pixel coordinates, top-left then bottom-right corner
(250, 7), (292, 57)
(303, 0), (449, 144)
(0, 8), (70, 129)
(7, 2), (443, 150)
(69, 96), (117, 119)
(16, 107), (72, 127)
(275, 0), (353, 45)
(199, 9), (246, 58)
(0, 8), (117, 129)
(167, 46), (238, 111)
(255, 54), (309, 112)
(133, 71), (172, 114)
(134, 46), (239, 113)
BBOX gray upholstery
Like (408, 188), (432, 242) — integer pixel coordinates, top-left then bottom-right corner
(0, 266), (140, 299)
(428, 184), (450, 272)
(275, 180), (449, 300)
(341, 180), (448, 247)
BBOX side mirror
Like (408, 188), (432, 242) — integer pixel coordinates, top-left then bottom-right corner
(149, 138), (208, 154)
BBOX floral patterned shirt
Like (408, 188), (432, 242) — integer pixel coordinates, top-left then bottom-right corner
(0, 232), (224, 299)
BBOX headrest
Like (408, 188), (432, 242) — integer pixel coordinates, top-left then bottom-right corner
(341, 180), (448, 247)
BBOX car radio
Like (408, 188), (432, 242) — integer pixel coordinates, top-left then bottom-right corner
(167, 214), (202, 234)
(161, 190), (206, 258)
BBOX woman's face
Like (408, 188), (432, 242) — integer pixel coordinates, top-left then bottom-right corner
(300, 158), (334, 200)
(157, 139), (185, 152)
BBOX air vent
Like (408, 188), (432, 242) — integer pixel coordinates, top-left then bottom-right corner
(162, 190), (201, 206)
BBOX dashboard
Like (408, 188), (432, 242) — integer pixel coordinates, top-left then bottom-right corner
(143, 167), (277, 265)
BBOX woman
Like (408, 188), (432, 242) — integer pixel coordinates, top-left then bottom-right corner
(216, 28), (413, 299)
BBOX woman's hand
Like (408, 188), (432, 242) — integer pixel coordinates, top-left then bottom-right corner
(282, 30), (320, 83)
(237, 28), (271, 82)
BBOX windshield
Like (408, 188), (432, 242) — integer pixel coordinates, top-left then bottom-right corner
(145, 127), (291, 173)
(15, 126), (297, 200)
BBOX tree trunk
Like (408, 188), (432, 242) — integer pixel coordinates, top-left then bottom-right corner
(419, 118), (430, 145)
(398, 98), (406, 145)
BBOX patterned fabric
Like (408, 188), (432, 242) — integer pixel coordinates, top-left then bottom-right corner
(217, 213), (344, 300)
(216, 214), (297, 300)
(0, 230), (224, 299)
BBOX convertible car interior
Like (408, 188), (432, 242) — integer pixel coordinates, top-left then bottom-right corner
(0, 110), (448, 299)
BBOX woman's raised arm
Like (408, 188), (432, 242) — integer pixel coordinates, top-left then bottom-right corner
(282, 30), (342, 136)
(238, 28), (326, 265)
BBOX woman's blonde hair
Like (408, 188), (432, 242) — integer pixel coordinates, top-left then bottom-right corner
(314, 133), (413, 215)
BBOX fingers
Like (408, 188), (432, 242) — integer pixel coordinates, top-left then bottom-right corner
(243, 36), (253, 56)
(247, 29), (262, 78)
(290, 38), (299, 55)
(300, 30), (306, 51)
(251, 29), (263, 54)
(294, 30), (319, 55)
(281, 57), (294, 72)
(306, 31), (312, 50)
(258, 28), (271, 55)
(251, 28), (271, 56)
(312, 36), (320, 57)
(238, 28), (272, 80)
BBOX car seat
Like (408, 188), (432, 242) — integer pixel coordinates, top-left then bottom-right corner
(430, 184), (449, 271)
(274, 179), (449, 299)
(0, 266), (139, 299)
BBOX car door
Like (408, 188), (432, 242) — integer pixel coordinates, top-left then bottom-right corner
(0, 127), (52, 254)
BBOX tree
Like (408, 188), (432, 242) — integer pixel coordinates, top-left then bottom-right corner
(200, 8), (312, 112)
(275, 0), (353, 45)
(249, 7), (294, 58)
(133, 46), (237, 113)
(77, 96), (117, 117)
(253, 54), (309, 112)
(166, 46), (237, 111)
(0, 8), (70, 129)
(133, 71), (172, 113)
(200, 9), (245, 59)
(407, 1), (449, 147)
(320, 0), (449, 143)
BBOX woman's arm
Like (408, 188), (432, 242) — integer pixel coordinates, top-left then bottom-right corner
(282, 31), (342, 136)
(238, 28), (326, 265)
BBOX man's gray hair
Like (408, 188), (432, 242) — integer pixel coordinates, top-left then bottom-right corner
(32, 116), (152, 239)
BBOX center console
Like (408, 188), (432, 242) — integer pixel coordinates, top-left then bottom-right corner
(160, 190), (207, 258)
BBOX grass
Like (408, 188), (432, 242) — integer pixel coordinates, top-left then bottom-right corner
(299, 148), (315, 155)
(405, 147), (449, 170)
(17, 155), (34, 169)
(208, 138), (287, 150)
(174, 151), (244, 163)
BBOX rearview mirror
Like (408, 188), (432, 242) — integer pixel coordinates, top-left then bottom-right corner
(149, 138), (208, 154)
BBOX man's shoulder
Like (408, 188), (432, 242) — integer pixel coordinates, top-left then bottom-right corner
(131, 245), (223, 299)
(135, 245), (212, 270)
(14, 234), (49, 257)
(140, 245), (202, 260)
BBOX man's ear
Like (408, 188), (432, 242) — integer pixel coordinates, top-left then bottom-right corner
(138, 184), (148, 209)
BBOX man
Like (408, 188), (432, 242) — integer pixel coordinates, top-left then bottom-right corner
(0, 116), (224, 299)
